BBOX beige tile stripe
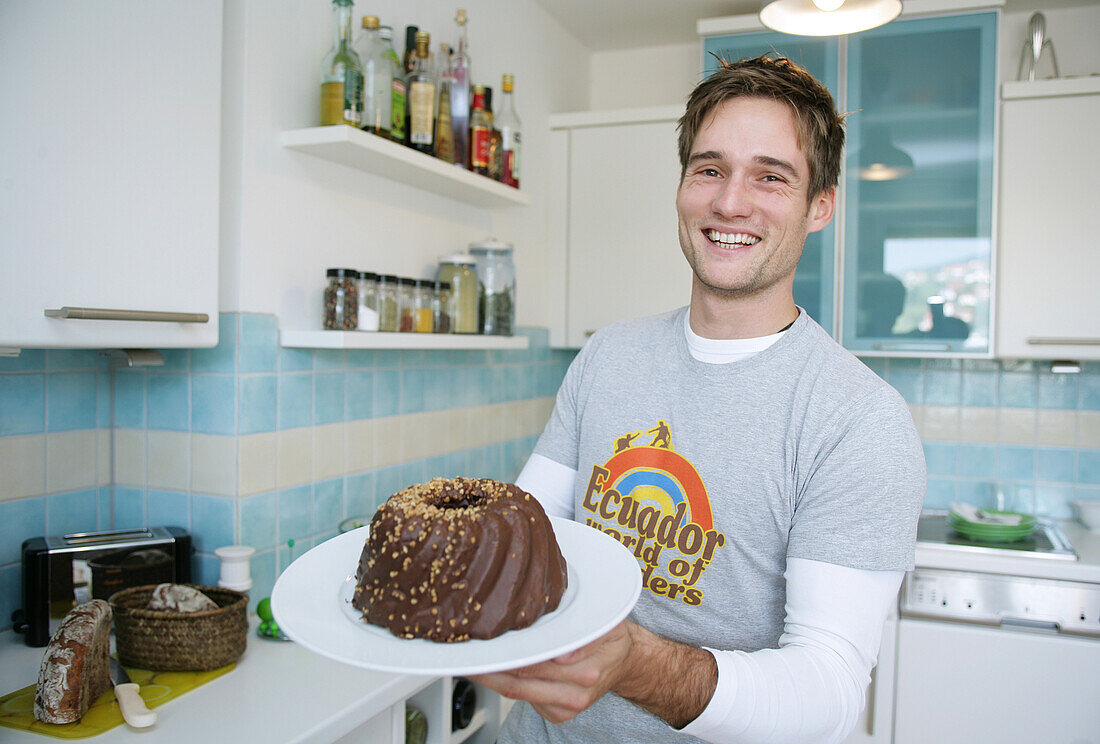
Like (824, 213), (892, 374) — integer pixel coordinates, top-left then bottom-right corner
(911, 406), (1100, 449)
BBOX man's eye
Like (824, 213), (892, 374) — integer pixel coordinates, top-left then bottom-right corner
(762, 174), (786, 183)
(699, 167), (721, 177)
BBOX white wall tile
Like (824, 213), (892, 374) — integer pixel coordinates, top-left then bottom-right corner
(1079, 411), (1100, 449)
(998, 408), (1037, 446)
(1037, 409), (1077, 448)
(192, 434), (238, 497)
(113, 429), (146, 487)
(45, 430), (98, 494)
(147, 430), (191, 491)
(239, 432), (277, 497)
(312, 422), (345, 482)
(276, 428), (312, 489)
(0, 434), (46, 501)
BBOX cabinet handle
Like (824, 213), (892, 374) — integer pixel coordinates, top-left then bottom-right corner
(45, 307), (209, 323)
(873, 341), (955, 351)
(1026, 337), (1100, 346)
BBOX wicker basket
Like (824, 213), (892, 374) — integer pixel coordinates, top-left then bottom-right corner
(109, 584), (247, 671)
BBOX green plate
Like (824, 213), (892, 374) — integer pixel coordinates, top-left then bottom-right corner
(948, 511), (1036, 542)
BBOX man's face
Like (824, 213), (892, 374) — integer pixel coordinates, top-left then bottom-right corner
(676, 97), (835, 302)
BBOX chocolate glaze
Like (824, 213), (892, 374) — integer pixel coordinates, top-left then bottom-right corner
(352, 477), (568, 642)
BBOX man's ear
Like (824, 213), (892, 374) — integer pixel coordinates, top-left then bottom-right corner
(807, 186), (836, 234)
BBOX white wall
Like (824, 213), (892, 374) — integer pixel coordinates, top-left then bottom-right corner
(219, 0), (591, 332)
(585, 4), (1100, 111)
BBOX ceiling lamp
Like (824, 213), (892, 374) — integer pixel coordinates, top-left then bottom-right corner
(760, 0), (902, 37)
(856, 126), (914, 181)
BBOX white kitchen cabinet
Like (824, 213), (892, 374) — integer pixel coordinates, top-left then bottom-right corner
(995, 77), (1100, 360)
(548, 108), (691, 348)
(842, 616), (897, 744)
(0, 1), (222, 351)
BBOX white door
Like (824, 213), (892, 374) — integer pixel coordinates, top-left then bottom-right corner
(0, 1), (222, 350)
(894, 617), (1100, 743)
(565, 120), (690, 348)
(842, 617), (896, 744)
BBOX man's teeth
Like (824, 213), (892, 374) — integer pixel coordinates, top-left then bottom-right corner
(707, 229), (760, 246)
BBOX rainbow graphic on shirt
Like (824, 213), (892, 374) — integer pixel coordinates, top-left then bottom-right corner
(582, 420), (726, 607)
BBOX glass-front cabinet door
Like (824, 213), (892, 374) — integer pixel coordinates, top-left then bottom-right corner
(702, 33), (839, 332)
(842, 12), (997, 354)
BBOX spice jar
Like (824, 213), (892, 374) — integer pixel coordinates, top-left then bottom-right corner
(413, 279), (434, 333)
(437, 254), (478, 334)
(469, 239), (515, 335)
(432, 280), (452, 333)
(323, 268), (358, 330)
(377, 274), (400, 332)
(357, 271), (379, 331)
(398, 277), (416, 332)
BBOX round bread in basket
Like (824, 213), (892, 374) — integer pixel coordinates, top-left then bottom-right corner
(109, 584), (247, 671)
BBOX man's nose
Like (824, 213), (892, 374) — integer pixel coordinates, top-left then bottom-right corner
(711, 177), (753, 219)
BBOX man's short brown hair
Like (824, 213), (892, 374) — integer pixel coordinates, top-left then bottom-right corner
(678, 54), (846, 199)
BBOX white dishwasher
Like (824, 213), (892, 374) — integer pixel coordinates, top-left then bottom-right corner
(894, 566), (1100, 744)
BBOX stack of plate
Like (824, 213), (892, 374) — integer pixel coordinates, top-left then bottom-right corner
(947, 509), (1037, 542)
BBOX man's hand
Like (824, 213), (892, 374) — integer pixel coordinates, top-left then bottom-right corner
(471, 620), (717, 728)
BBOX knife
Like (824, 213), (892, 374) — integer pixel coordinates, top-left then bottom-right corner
(109, 657), (157, 728)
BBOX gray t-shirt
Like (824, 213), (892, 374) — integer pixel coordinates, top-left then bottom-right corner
(500, 307), (925, 743)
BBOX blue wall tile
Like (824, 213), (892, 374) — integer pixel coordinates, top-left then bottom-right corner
(345, 371), (374, 421)
(1001, 368), (1038, 408)
(147, 489), (191, 529)
(47, 490), (98, 536)
(344, 472), (375, 518)
(1037, 448), (1076, 483)
(250, 550), (277, 611)
(313, 350), (346, 370)
(239, 314), (279, 373)
(1082, 369), (1100, 410)
(113, 487), (146, 530)
(997, 446), (1035, 481)
(373, 369), (400, 417)
(313, 479), (343, 533)
(0, 350), (44, 371)
(157, 349), (190, 373)
(192, 375), (237, 435)
(958, 444), (996, 478)
(114, 371), (147, 428)
(278, 485), (312, 542)
(47, 372), (97, 431)
(240, 375), (277, 434)
(314, 371), (346, 425)
(279, 347), (313, 372)
(46, 350), (103, 370)
(147, 373), (190, 431)
(1079, 451), (1100, 485)
(923, 442), (957, 476)
(191, 493), (235, 553)
(399, 368), (425, 415)
(278, 373), (313, 430)
(0, 565), (20, 637)
(0, 497), (46, 564)
(240, 491), (278, 550)
(0, 374), (45, 435)
(192, 314), (238, 373)
(1038, 372), (1078, 409)
(193, 553), (220, 586)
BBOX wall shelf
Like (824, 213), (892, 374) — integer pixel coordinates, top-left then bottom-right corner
(280, 126), (531, 208)
(280, 330), (529, 350)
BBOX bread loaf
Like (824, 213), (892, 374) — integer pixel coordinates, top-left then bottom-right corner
(33, 599), (112, 724)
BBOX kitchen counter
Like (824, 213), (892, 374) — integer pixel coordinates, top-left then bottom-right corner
(915, 519), (1100, 583)
(0, 616), (434, 744)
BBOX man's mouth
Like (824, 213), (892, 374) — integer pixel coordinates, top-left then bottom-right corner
(706, 229), (761, 247)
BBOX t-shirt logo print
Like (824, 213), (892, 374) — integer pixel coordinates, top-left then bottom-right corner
(582, 420), (727, 606)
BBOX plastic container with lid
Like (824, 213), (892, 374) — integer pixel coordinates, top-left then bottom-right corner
(323, 268), (358, 330)
(437, 254), (479, 334)
(469, 238), (515, 335)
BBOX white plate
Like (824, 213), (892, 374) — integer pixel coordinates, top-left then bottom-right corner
(271, 517), (642, 675)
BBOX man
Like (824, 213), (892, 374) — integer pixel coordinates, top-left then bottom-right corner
(474, 55), (926, 744)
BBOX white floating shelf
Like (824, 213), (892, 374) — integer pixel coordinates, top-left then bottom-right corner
(281, 126), (531, 208)
(280, 329), (529, 350)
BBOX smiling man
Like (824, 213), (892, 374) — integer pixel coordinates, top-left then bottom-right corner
(474, 55), (926, 744)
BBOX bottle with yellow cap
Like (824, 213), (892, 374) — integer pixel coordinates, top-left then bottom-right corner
(405, 31), (436, 153)
(320, 0), (364, 127)
(354, 15), (392, 136)
(497, 74), (522, 188)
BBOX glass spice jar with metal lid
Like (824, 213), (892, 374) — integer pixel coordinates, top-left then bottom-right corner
(357, 271), (379, 331)
(323, 268), (358, 330)
(469, 238), (515, 335)
(397, 277), (416, 332)
(413, 279), (434, 333)
(437, 254), (479, 333)
(377, 274), (400, 332)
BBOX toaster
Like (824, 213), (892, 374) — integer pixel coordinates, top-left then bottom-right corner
(13, 526), (192, 647)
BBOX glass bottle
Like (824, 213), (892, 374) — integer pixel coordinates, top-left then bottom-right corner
(323, 268), (359, 330)
(470, 239), (515, 335)
(432, 280), (452, 333)
(498, 74), (522, 188)
(406, 32), (435, 153)
(402, 25), (418, 74)
(320, 0), (364, 127)
(355, 15), (391, 137)
(413, 279), (434, 333)
(357, 271), (379, 331)
(434, 44), (455, 163)
(450, 9), (471, 169)
(469, 85), (491, 175)
(377, 274), (400, 332)
(381, 26), (406, 143)
(437, 255), (479, 333)
(398, 277), (416, 332)
(485, 86), (503, 182)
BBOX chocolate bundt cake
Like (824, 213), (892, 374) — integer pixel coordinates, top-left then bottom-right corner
(352, 477), (568, 642)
